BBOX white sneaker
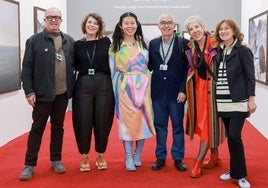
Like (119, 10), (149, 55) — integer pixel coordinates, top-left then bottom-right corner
(220, 172), (232, 180)
(238, 178), (250, 188)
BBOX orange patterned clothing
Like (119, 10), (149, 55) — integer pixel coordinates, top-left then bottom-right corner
(185, 32), (225, 148)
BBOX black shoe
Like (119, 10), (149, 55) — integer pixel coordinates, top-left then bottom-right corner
(152, 159), (166, 170)
(174, 160), (187, 171)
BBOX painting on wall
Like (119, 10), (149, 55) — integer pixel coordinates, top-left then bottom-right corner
(249, 10), (268, 85)
(0, 0), (21, 93)
(182, 31), (191, 40)
(34, 6), (45, 34)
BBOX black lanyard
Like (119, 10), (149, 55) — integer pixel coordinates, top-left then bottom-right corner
(194, 35), (216, 80)
(84, 41), (96, 68)
(222, 39), (235, 64)
(161, 36), (174, 64)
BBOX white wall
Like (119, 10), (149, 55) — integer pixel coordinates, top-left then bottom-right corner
(241, 0), (268, 139)
(0, 0), (67, 146)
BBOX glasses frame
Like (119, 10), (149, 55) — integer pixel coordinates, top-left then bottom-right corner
(141, 23), (179, 42)
(46, 15), (62, 21)
(159, 21), (175, 27)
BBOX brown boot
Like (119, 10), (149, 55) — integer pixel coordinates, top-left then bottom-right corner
(190, 160), (202, 178)
(203, 153), (221, 169)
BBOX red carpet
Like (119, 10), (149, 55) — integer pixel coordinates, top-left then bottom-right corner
(0, 111), (267, 188)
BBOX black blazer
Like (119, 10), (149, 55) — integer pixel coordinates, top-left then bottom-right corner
(148, 36), (188, 101)
(215, 41), (255, 101)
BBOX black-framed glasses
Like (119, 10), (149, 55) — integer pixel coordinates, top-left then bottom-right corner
(159, 21), (174, 26)
(46, 15), (61, 21)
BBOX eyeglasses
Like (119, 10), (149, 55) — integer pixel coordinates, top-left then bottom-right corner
(46, 15), (61, 21)
(159, 21), (174, 26)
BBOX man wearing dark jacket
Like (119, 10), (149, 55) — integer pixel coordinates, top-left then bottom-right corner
(148, 13), (188, 172)
(19, 7), (75, 181)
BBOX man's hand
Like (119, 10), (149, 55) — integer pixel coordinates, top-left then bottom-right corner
(177, 92), (186, 103)
(27, 94), (36, 107)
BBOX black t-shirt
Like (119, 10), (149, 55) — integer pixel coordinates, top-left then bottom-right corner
(74, 37), (111, 76)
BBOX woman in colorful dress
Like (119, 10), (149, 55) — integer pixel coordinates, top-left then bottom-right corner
(109, 12), (155, 171)
(184, 15), (225, 178)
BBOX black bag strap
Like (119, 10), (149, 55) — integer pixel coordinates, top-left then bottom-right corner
(177, 36), (184, 54)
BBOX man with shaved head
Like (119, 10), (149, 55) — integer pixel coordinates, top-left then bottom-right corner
(19, 7), (75, 181)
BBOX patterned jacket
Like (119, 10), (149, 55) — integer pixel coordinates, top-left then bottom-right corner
(185, 32), (225, 148)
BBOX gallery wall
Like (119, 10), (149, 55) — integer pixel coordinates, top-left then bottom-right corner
(241, 0), (268, 139)
(0, 0), (67, 146)
(66, 0), (241, 40)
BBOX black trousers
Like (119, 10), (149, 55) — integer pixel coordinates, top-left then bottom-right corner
(25, 93), (68, 166)
(222, 116), (247, 179)
(72, 74), (114, 154)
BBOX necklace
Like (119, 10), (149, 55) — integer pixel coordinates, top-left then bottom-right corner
(125, 40), (135, 47)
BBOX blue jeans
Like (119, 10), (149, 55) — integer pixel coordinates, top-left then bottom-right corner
(152, 94), (185, 160)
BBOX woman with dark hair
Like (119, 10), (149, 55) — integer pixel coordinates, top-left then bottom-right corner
(109, 12), (155, 171)
(214, 19), (257, 188)
(72, 13), (114, 172)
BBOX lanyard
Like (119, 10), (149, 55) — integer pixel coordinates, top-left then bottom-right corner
(84, 41), (96, 68)
(161, 36), (174, 64)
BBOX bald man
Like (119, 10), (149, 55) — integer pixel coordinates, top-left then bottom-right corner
(19, 7), (75, 181)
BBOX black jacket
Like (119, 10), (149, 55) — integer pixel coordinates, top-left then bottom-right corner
(21, 29), (75, 101)
(148, 36), (188, 101)
(215, 41), (255, 101)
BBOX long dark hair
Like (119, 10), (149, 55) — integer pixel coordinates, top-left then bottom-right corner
(111, 12), (147, 53)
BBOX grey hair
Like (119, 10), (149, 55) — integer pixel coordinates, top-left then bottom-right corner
(158, 13), (175, 23)
(184, 15), (205, 31)
(45, 7), (62, 17)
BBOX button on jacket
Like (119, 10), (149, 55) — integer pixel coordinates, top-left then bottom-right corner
(215, 42), (255, 101)
(21, 29), (75, 101)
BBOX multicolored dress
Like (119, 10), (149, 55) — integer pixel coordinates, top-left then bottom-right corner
(185, 32), (225, 148)
(109, 41), (155, 141)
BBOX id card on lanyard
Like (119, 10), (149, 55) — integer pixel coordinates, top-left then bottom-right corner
(84, 41), (96, 75)
(159, 35), (174, 71)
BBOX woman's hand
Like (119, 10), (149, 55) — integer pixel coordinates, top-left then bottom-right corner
(248, 96), (257, 114)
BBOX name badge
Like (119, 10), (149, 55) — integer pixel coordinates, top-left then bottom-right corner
(159, 64), (168, 71)
(56, 53), (62, 61)
(88, 68), (95, 75)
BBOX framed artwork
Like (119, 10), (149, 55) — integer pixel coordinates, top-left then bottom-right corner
(141, 24), (179, 43)
(182, 31), (191, 40)
(249, 10), (268, 85)
(34, 6), (45, 34)
(0, 0), (21, 93)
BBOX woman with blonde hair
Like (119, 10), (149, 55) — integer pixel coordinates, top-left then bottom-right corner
(184, 15), (225, 178)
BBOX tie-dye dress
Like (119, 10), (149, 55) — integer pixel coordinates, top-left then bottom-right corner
(109, 41), (155, 141)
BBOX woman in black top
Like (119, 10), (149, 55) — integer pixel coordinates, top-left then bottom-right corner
(214, 19), (257, 188)
(72, 13), (114, 172)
